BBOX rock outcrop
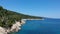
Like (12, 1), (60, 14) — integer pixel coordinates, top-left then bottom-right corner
(0, 19), (26, 34)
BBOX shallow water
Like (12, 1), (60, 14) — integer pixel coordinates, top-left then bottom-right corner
(15, 18), (60, 34)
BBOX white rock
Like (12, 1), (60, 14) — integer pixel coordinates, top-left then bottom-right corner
(0, 20), (26, 34)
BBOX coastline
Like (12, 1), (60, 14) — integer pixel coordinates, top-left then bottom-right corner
(22, 18), (44, 20)
(0, 18), (43, 34)
(0, 6), (43, 34)
(0, 19), (26, 34)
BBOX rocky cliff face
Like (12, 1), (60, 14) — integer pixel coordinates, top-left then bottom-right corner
(0, 19), (26, 34)
(0, 6), (43, 34)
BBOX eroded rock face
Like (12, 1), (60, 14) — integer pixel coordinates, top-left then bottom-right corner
(0, 19), (26, 34)
(0, 27), (7, 34)
(10, 21), (22, 32)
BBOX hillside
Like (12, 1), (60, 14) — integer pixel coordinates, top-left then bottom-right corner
(0, 6), (43, 28)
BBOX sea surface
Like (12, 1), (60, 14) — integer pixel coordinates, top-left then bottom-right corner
(14, 18), (60, 34)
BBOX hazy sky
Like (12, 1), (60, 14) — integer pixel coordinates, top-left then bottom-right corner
(0, 0), (60, 18)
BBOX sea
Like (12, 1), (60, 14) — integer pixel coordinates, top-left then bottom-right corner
(13, 18), (60, 34)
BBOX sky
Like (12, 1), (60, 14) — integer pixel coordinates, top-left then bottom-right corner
(0, 0), (60, 18)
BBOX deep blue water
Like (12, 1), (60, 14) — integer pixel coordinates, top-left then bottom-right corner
(15, 18), (60, 34)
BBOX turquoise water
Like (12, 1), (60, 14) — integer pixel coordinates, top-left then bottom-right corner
(15, 18), (60, 34)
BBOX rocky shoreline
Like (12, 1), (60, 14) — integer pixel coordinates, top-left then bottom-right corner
(0, 19), (26, 34)
(0, 19), (43, 34)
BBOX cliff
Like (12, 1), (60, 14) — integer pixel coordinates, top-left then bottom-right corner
(0, 6), (43, 34)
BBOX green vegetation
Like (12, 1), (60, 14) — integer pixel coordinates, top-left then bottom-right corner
(0, 6), (43, 28)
